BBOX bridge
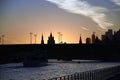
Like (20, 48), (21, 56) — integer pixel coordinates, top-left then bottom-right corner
(0, 44), (120, 63)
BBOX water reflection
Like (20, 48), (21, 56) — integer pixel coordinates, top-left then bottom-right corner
(0, 60), (120, 80)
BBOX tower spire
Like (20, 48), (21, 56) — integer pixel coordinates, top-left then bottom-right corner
(41, 34), (44, 44)
(92, 32), (96, 44)
(79, 34), (82, 44)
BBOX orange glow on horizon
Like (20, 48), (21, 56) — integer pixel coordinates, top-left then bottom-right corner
(3, 31), (88, 44)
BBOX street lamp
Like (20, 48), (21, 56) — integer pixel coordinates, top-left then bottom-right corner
(58, 32), (61, 44)
(2, 35), (5, 45)
(30, 32), (33, 44)
(0, 36), (1, 44)
(34, 34), (37, 44)
(60, 33), (63, 43)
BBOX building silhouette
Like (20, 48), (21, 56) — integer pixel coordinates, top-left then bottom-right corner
(47, 33), (55, 44)
(101, 35), (105, 41)
(102, 29), (113, 41)
(86, 37), (91, 44)
(112, 29), (120, 44)
(92, 32), (95, 44)
(41, 34), (44, 44)
(79, 34), (82, 44)
(106, 29), (113, 40)
(95, 36), (101, 44)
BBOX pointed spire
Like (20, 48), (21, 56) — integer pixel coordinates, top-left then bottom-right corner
(50, 32), (52, 37)
(79, 34), (82, 44)
(41, 34), (44, 44)
(92, 32), (96, 44)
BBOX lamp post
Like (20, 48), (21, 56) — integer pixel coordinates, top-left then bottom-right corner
(58, 32), (60, 44)
(0, 36), (1, 44)
(30, 32), (33, 44)
(58, 32), (63, 44)
(34, 34), (37, 44)
(2, 35), (4, 45)
(60, 33), (63, 43)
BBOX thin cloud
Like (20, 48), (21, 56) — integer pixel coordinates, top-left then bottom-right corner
(111, 0), (120, 6)
(46, 0), (113, 29)
(81, 27), (89, 31)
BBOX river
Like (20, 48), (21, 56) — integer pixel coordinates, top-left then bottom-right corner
(0, 60), (120, 80)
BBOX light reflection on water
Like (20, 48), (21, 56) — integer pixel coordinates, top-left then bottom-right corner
(0, 60), (120, 80)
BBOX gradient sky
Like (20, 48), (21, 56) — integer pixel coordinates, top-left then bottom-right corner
(0, 0), (120, 44)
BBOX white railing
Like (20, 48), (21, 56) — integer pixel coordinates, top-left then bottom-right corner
(44, 66), (120, 80)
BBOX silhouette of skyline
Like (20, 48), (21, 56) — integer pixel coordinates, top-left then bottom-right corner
(39, 29), (119, 44)
(1, 29), (120, 64)
(0, 29), (120, 45)
(0, 0), (120, 44)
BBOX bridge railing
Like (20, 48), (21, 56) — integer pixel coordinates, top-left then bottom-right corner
(43, 66), (120, 80)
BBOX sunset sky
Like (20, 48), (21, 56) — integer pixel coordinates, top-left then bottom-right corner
(0, 0), (120, 44)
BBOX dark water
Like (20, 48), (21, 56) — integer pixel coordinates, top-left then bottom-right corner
(0, 60), (120, 80)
